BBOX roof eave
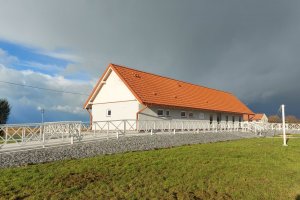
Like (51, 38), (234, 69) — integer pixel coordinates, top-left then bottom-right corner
(83, 64), (113, 109)
(83, 63), (145, 109)
(144, 102), (254, 115)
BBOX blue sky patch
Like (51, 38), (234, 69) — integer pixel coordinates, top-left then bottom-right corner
(0, 40), (71, 75)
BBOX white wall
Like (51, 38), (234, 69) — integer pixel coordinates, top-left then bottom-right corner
(262, 114), (268, 123)
(92, 70), (139, 122)
(92, 101), (139, 121)
(255, 114), (268, 123)
(93, 70), (137, 104)
(138, 106), (243, 123)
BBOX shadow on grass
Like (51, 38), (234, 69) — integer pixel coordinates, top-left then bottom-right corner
(295, 195), (300, 200)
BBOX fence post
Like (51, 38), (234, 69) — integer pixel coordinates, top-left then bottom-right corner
(39, 125), (42, 140)
(124, 120), (126, 135)
(63, 124), (68, 141)
(271, 124), (273, 130)
(94, 123), (96, 137)
(107, 122), (110, 140)
(78, 123), (81, 141)
(22, 127), (25, 144)
(5, 127), (8, 144)
(70, 134), (74, 144)
(42, 125), (45, 148)
(173, 129), (176, 135)
(146, 122), (148, 132)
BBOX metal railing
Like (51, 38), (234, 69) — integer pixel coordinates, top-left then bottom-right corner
(0, 120), (299, 152)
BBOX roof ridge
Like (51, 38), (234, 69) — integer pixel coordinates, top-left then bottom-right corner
(110, 63), (233, 95)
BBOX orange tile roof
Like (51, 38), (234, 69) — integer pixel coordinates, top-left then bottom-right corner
(84, 63), (254, 115)
(252, 113), (265, 120)
(243, 114), (251, 121)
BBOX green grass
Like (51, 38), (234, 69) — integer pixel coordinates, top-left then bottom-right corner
(1, 138), (300, 200)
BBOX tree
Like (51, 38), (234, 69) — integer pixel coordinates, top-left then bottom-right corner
(285, 115), (300, 123)
(0, 99), (11, 124)
(268, 115), (281, 123)
(268, 114), (300, 123)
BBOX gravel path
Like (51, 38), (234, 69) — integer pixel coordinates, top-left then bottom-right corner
(0, 131), (257, 168)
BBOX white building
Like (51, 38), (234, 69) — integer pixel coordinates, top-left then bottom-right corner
(84, 63), (254, 126)
(251, 113), (268, 123)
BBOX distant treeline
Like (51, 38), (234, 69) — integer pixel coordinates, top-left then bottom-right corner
(268, 115), (300, 123)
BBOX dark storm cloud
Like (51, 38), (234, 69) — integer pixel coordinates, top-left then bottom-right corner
(0, 0), (300, 118)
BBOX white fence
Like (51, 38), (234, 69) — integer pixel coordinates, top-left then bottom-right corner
(0, 120), (299, 152)
(0, 121), (87, 152)
(92, 120), (248, 133)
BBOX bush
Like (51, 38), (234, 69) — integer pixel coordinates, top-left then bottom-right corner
(0, 98), (10, 125)
(0, 99), (10, 136)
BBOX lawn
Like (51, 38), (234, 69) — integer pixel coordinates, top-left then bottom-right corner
(0, 137), (300, 199)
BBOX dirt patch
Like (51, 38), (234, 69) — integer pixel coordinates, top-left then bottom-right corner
(53, 171), (108, 189)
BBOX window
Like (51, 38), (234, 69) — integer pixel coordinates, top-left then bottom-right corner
(181, 111), (186, 118)
(189, 112), (194, 118)
(199, 113), (205, 120)
(226, 116), (229, 123)
(232, 116), (235, 123)
(239, 116), (242, 122)
(210, 115), (213, 124)
(106, 109), (111, 117)
(157, 109), (164, 116)
(166, 110), (170, 117)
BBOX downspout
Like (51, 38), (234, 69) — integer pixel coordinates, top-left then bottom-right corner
(136, 105), (148, 121)
(246, 113), (254, 123)
(136, 105), (148, 131)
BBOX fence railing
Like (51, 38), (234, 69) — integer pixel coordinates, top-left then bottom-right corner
(246, 122), (300, 133)
(0, 121), (86, 151)
(91, 120), (247, 133)
(0, 120), (299, 151)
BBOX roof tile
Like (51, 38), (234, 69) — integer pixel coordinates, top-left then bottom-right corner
(110, 64), (253, 115)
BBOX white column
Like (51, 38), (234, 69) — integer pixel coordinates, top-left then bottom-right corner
(282, 104), (287, 146)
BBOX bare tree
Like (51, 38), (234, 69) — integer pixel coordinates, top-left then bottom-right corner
(285, 115), (300, 123)
(268, 115), (281, 123)
(268, 114), (300, 123)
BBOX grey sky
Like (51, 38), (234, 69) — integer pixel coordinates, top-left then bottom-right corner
(0, 0), (300, 120)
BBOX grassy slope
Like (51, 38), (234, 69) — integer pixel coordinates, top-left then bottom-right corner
(0, 138), (300, 200)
